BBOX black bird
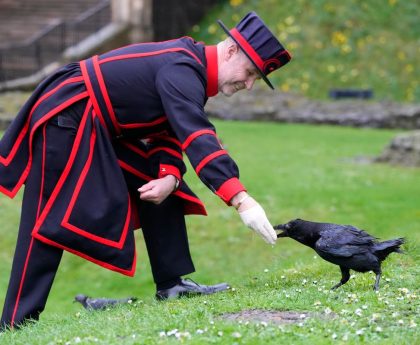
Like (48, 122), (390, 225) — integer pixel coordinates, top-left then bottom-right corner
(274, 219), (404, 291)
(74, 294), (137, 310)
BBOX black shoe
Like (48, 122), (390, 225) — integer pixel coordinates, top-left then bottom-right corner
(156, 278), (230, 300)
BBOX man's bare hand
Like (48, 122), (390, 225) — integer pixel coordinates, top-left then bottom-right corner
(138, 175), (177, 204)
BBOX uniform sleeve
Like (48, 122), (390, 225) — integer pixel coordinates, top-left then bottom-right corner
(146, 134), (185, 184)
(155, 61), (246, 204)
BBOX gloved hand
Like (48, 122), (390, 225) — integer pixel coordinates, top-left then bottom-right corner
(232, 193), (277, 245)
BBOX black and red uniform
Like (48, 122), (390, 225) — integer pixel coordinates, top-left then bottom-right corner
(0, 37), (246, 328)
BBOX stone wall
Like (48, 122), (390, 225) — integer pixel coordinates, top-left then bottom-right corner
(205, 86), (420, 129)
(374, 131), (420, 167)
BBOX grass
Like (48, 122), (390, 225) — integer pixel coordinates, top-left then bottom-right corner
(0, 121), (419, 344)
(192, 0), (420, 102)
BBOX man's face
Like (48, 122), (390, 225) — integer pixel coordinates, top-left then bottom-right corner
(218, 46), (260, 97)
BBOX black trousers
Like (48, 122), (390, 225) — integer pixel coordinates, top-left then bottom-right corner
(1, 104), (194, 329)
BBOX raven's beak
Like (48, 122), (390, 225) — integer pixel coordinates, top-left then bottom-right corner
(274, 224), (289, 238)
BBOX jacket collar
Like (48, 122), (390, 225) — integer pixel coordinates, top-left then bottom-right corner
(205, 45), (218, 97)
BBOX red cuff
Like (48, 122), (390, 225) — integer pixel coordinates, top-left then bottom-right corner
(158, 164), (181, 181)
(215, 178), (246, 205)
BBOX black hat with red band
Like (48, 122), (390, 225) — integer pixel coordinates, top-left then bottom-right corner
(217, 11), (292, 90)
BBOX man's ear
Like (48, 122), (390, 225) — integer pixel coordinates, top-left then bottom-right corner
(225, 43), (239, 61)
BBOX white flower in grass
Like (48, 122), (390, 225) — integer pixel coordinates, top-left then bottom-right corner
(298, 322), (304, 327)
(313, 280), (318, 285)
(409, 320), (417, 328)
(260, 321), (268, 327)
(385, 278), (391, 282)
(398, 288), (409, 294)
(175, 331), (191, 340)
(370, 313), (381, 322)
(324, 307), (332, 315)
(361, 305), (368, 310)
(392, 312), (399, 318)
(167, 329), (178, 336)
(314, 301), (322, 306)
(232, 332), (242, 338)
(210, 320), (214, 325)
(299, 313), (307, 319)
(356, 329), (364, 335)
(342, 334), (349, 341)
(281, 275), (286, 279)
(74, 338), (81, 344)
(375, 326), (383, 332)
(231, 288), (236, 292)
(196, 329), (205, 334)
(264, 268), (269, 273)
(217, 331), (223, 337)
(265, 283), (269, 287)
(397, 319), (404, 325)
(354, 308), (363, 316)
(313, 255), (317, 259)
(332, 333), (337, 339)
(159, 331), (166, 337)
(302, 279), (308, 285)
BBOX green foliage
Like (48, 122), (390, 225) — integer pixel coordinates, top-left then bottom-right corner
(191, 0), (419, 102)
(0, 122), (419, 344)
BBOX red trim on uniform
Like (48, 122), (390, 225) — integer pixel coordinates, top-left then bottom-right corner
(150, 135), (182, 148)
(32, 233), (136, 276)
(215, 177), (246, 204)
(0, 76), (84, 167)
(119, 160), (207, 216)
(182, 129), (217, 150)
(148, 146), (183, 160)
(92, 55), (121, 135)
(205, 45), (218, 97)
(230, 28), (264, 70)
(60, 126), (131, 248)
(158, 164), (181, 180)
(36, 124), (47, 219)
(99, 48), (204, 67)
(119, 116), (167, 129)
(10, 237), (34, 328)
(0, 92), (88, 198)
(120, 141), (148, 158)
(32, 101), (91, 234)
(80, 60), (108, 132)
(118, 160), (153, 182)
(195, 150), (228, 175)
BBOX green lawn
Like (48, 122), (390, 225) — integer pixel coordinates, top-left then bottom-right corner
(0, 121), (419, 344)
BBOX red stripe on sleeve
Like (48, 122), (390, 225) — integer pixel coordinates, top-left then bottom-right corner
(216, 177), (246, 204)
(158, 164), (181, 180)
(195, 149), (228, 175)
(182, 129), (217, 151)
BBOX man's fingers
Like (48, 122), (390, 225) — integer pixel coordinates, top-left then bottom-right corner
(264, 222), (277, 244)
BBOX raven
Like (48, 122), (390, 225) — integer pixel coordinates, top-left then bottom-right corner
(274, 219), (404, 290)
(74, 294), (137, 310)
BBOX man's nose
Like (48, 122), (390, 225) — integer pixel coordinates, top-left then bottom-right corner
(245, 77), (256, 90)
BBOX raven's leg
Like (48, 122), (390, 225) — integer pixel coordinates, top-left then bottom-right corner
(373, 269), (382, 291)
(331, 266), (350, 290)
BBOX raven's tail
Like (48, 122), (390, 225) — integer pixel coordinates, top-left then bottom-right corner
(374, 238), (405, 261)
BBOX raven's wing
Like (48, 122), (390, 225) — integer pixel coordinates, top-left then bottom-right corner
(315, 227), (374, 258)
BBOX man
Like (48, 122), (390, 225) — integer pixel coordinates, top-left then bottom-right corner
(0, 11), (291, 329)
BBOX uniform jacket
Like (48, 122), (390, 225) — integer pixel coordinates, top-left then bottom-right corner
(0, 37), (246, 276)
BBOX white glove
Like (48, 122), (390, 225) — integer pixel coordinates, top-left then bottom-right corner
(239, 204), (277, 245)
